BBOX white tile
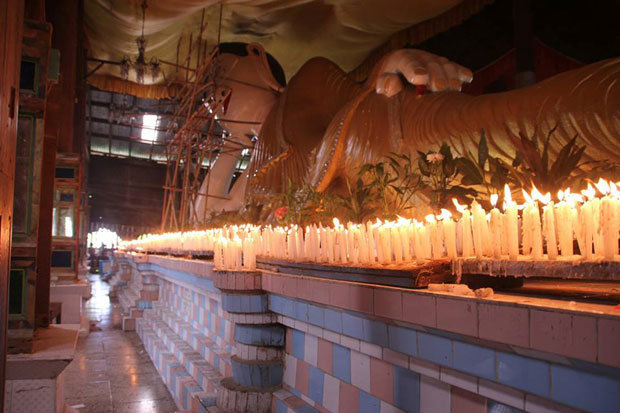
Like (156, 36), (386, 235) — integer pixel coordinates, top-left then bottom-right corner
(420, 376), (451, 413)
(294, 319), (309, 333)
(323, 374), (340, 412)
(307, 324), (323, 339)
(478, 379), (525, 410)
(525, 394), (581, 413)
(340, 335), (360, 351)
(439, 367), (477, 393)
(360, 341), (383, 359)
(323, 329), (341, 344)
(351, 351), (371, 393)
(305, 334), (318, 367)
(380, 400), (405, 413)
(409, 357), (440, 380)
(283, 354), (297, 386)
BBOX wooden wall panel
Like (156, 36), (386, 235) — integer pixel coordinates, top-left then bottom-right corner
(0, 0), (25, 405)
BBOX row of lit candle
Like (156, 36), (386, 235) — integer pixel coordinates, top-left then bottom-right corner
(121, 179), (620, 269)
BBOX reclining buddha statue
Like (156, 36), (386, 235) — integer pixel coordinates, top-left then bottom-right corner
(198, 43), (620, 213)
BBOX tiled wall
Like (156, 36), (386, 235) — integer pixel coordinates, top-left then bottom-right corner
(122, 254), (620, 413)
(269, 292), (620, 413)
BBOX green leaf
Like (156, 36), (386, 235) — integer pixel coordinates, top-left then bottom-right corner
(455, 157), (483, 185)
(418, 157), (431, 176)
(478, 129), (489, 169)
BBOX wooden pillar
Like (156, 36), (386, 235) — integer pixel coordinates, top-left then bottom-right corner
(513, 0), (536, 87)
(34, 135), (57, 327)
(0, 0), (25, 407)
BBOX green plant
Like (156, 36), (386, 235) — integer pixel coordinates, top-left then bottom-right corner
(272, 181), (339, 226)
(338, 175), (379, 222)
(418, 143), (477, 211)
(507, 125), (589, 193)
(453, 129), (512, 203)
(358, 153), (424, 219)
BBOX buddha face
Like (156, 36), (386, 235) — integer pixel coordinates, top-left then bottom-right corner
(210, 43), (285, 143)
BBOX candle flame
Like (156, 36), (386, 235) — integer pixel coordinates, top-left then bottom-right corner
(490, 194), (498, 207)
(452, 198), (467, 213)
(522, 189), (533, 205)
(595, 178), (610, 195)
(439, 209), (452, 220)
(425, 214), (436, 224)
(558, 189), (564, 201)
(504, 184), (513, 205)
(610, 182), (619, 197)
(333, 217), (340, 228)
(581, 183), (596, 200)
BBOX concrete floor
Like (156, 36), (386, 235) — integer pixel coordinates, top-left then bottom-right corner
(63, 274), (178, 413)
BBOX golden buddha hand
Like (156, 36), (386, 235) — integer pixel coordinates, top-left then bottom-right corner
(374, 49), (473, 97)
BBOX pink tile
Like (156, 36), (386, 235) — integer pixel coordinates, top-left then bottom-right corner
(370, 357), (394, 404)
(451, 387), (487, 413)
(339, 381), (359, 412)
(318, 338), (333, 374)
(262, 273), (271, 291)
(312, 280), (331, 305)
(374, 288), (403, 320)
(530, 309), (596, 362)
(283, 276), (298, 298)
(285, 395), (307, 409)
(479, 303), (529, 347)
(402, 293), (436, 327)
(296, 359), (310, 395)
(244, 274), (255, 290)
(330, 282), (351, 309)
(254, 274), (262, 290)
(599, 318), (620, 368)
(297, 278), (313, 301)
(286, 328), (293, 354)
(436, 297), (477, 337)
(235, 274), (244, 289)
(350, 284), (374, 315)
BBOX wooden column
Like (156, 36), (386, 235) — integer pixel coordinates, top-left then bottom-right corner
(0, 0), (25, 406)
(34, 135), (57, 327)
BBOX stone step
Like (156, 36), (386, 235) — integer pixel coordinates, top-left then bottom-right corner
(142, 310), (225, 395)
(151, 304), (233, 378)
(272, 388), (325, 413)
(136, 317), (212, 411)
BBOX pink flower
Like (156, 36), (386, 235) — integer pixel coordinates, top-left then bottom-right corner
(274, 206), (288, 220)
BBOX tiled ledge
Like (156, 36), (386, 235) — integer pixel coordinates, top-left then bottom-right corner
(122, 253), (620, 368)
(261, 271), (620, 368)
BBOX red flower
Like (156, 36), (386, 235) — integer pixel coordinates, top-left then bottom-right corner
(274, 206), (288, 220)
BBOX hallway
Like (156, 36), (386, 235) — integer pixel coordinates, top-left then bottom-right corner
(62, 275), (177, 413)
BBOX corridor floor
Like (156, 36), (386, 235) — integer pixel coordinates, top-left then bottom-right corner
(63, 274), (178, 413)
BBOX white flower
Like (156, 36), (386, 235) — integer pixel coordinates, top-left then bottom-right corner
(426, 153), (444, 163)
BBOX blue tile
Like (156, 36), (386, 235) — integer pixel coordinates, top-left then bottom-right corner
(363, 319), (389, 347)
(292, 329), (305, 360)
(324, 308), (343, 333)
(497, 352), (550, 397)
(551, 364), (620, 413)
(308, 366), (325, 404)
(270, 295), (284, 313)
(296, 406), (320, 413)
(393, 365), (420, 413)
(275, 399), (287, 413)
(358, 391), (381, 413)
(453, 342), (495, 380)
(295, 301), (309, 322)
(333, 344), (351, 383)
(417, 332), (452, 367)
(342, 312), (365, 340)
(388, 325), (417, 357)
(488, 401), (525, 413)
(283, 297), (295, 317)
(308, 305), (325, 327)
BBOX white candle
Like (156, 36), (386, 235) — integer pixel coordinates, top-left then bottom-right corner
(504, 185), (519, 260)
(471, 201), (484, 259)
(440, 209), (457, 259)
(489, 194), (502, 259)
(543, 199), (558, 260)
